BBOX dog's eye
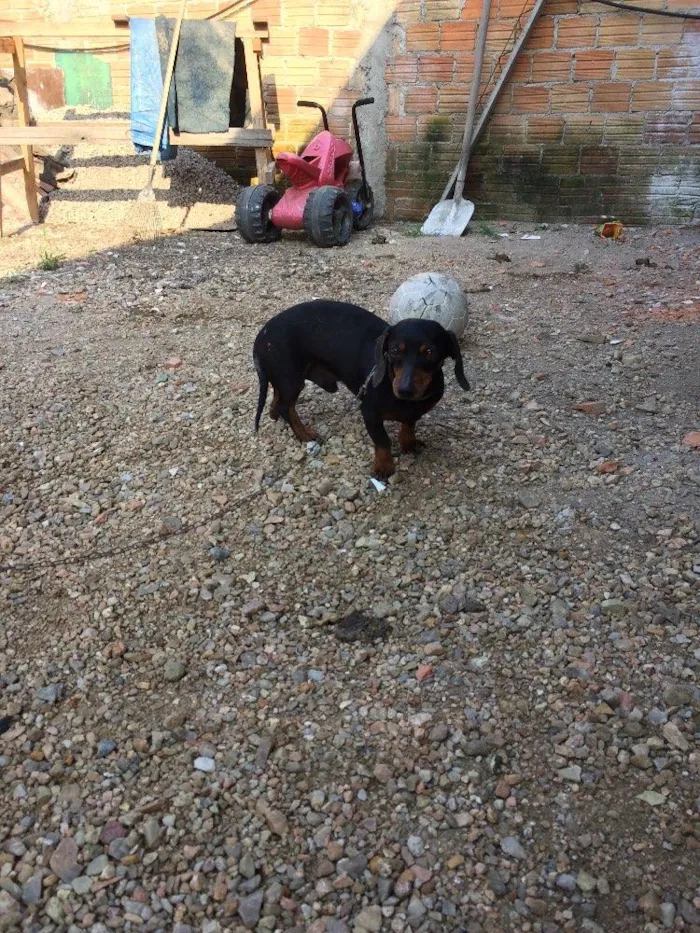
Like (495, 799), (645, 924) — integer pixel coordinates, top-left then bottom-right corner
(388, 346), (401, 359)
(423, 348), (434, 360)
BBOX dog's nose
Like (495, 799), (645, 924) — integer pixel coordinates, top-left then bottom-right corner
(396, 387), (413, 399)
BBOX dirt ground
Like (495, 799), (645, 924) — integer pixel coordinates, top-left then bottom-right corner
(0, 218), (698, 933)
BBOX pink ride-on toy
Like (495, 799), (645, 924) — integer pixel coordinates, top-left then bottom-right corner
(236, 97), (375, 248)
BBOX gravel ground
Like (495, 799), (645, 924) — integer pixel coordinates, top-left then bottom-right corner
(0, 221), (699, 933)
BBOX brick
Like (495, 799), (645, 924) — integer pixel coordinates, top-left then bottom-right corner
(417, 113), (454, 138)
(542, 147), (579, 174)
(574, 50), (614, 81)
(318, 59), (360, 88)
(564, 114), (605, 143)
(546, 0), (578, 12)
(526, 115), (564, 143)
(406, 23), (440, 52)
(299, 27), (329, 56)
(556, 15), (597, 49)
(417, 55), (453, 81)
(331, 29), (364, 56)
(527, 16), (555, 50)
(644, 114), (689, 144)
(405, 85), (439, 113)
(485, 20), (523, 54)
(656, 47), (700, 80)
(671, 80), (700, 111)
(453, 52), (477, 81)
(269, 26), (299, 55)
(551, 83), (590, 113)
(281, 0), (316, 27)
(424, 0), (463, 21)
(630, 81), (673, 112)
(579, 147), (618, 177)
(385, 55), (418, 84)
(639, 20), (684, 45)
(614, 48), (655, 80)
(531, 52), (572, 82)
(603, 114), (644, 144)
(395, 0), (424, 24)
(592, 82), (632, 113)
(440, 20), (477, 51)
(488, 114), (527, 143)
(386, 115), (418, 142)
(249, 0), (282, 26)
(437, 82), (470, 113)
(598, 14), (640, 47)
(499, 0), (535, 14)
(512, 84), (550, 113)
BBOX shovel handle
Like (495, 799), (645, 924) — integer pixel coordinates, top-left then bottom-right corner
(453, 0), (491, 204)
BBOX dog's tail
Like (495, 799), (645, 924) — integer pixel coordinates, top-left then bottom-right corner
(254, 354), (268, 432)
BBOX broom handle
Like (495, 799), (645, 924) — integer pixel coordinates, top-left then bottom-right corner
(148, 0), (188, 170)
(454, 0), (490, 205)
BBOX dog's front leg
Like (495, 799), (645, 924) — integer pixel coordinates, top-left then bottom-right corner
(362, 410), (394, 479)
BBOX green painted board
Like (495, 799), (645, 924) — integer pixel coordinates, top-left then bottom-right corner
(55, 51), (113, 111)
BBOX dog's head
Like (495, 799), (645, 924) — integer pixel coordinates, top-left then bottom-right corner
(372, 318), (470, 400)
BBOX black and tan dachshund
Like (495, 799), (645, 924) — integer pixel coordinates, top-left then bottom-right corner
(253, 299), (470, 478)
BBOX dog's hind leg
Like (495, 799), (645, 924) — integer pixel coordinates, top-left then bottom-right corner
(273, 371), (319, 442)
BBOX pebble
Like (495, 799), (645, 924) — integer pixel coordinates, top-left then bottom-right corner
(193, 756), (215, 772)
(49, 836), (80, 882)
(500, 836), (527, 860)
(238, 890), (264, 927)
(407, 835), (425, 857)
(164, 659), (187, 682)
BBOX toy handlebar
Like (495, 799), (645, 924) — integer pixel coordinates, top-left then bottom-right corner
(297, 100), (329, 131)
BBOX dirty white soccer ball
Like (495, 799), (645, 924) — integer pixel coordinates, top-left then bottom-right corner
(388, 272), (468, 338)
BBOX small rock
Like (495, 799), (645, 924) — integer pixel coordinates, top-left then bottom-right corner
(194, 756), (215, 772)
(559, 765), (582, 782)
(264, 808), (289, 836)
(238, 890), (264, 928)
(636, 396), (659, 414)
(48, 836), (79, 883)
(681, 430), (700, 449)
(575, 401), (607, 416)
(577, 870), (597, 893)
(601, 598), (626, 615)
(637, 790), (666, 806)
(37, 683), (62, 704)
(500, 836), (526, 860)
(164, 659), (187, 682)
(97, 738), (117, 758)
(556, 873), (577, 892)
(86, 854), (109, 876)
(407, 835), (425, 857)
(71, 875), (93, 895)
(428, 722), (449, 743)
(354, 905), (382, 931)
(662, 721), (689, 751)
(21, 876), (42, 907)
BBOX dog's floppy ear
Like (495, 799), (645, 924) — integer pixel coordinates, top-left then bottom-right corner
(371, 330), (389, 387)
(447, 331), (470, 391)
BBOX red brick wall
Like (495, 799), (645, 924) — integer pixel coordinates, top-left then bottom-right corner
(386, 0), (700, 223)
(2, 0), (699, 223)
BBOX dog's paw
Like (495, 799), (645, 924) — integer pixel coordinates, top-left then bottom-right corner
(401, 438), (426, 455)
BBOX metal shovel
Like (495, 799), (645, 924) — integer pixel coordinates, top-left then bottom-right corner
(421, 0), (491, 237)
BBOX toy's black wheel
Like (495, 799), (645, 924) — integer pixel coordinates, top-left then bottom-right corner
(303, 186), (353, 248)
(236, 185), (281, 244)
(347, 181), (375, 231)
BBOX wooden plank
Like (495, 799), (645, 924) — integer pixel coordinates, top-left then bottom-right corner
(170, 128), (273, 147)
(0, 156), (23, 176)
(12, 37), (40, 224)
(440, 0), (547, 201)
(0, 18), (268, 41)
(241, 38), (273, 184)
(0, 121), (132, 144)
(0, 122), (274, 148)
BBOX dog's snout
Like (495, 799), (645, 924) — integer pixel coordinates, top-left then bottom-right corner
(395, 369), (414, 399)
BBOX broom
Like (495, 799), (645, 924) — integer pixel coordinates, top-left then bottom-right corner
(129, 0), (187, 239)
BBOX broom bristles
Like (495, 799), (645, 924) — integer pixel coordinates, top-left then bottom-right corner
(128, 166), (162, 240)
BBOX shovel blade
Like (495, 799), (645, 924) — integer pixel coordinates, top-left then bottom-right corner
(421, 198), (475, 237)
